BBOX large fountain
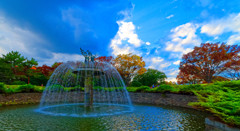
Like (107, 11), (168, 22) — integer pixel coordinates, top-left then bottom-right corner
(36, 49), (133, 117)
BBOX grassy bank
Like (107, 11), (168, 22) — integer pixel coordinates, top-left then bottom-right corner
(0, 81), (239, 126)
(128, 80), (240, 127)
(0, 83), (44, 94)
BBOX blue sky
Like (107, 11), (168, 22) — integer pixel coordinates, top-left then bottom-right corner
(0, 0), (240, 81)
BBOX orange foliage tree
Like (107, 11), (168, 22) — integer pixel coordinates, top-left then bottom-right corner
(112, 53), (147, 86)
(177, 43), (240, 84)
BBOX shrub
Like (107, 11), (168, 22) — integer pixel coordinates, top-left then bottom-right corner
(153, 84), (174, 93)
(34, 86), (45, 92)
(16, 84), (35, 93)
(126, 87), (138, 92)
(11, 81), (26, 85)
(214, 81), (240, 91)
(189, 80), (240, 126)
(135, 86), (150, 92)
(0, 82), (5, 93)
(130, 81), (142, 87)
(178, 84), (203, 93)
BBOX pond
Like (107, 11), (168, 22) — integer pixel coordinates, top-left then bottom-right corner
(0, 104), (209, 130)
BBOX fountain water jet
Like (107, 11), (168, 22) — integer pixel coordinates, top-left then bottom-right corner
(36, 50), (133, 117)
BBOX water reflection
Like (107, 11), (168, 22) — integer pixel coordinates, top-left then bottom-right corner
(0, 104), (208, 130)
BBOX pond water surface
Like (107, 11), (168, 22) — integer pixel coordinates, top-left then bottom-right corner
(0, 104), (209, 130)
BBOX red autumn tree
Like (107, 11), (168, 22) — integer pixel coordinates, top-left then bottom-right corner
(177, 43), (240, 83)
(36, 62), (63, 78)
(36, 65), (54, 77)
(94, 56), (113, 63)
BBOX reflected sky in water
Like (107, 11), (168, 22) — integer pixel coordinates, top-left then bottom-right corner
(0, 104), (208, 130)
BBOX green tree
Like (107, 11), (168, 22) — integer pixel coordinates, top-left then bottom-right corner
(0, 58), (14, 84)
(132, 68), (167, 87)
(24, 58), (38, 84)
(1, 51), (38, 84)
(2, 51), (26, 68)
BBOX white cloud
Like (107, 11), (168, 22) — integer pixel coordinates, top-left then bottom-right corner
(110, 20), (142, 56)
(227, 33), (240, 45)
(144, 56), (172, 72)
(146, 42), (151, 45)
(173, 60), (180, 65)
(166, 77), (177, 82)
(159, 63), (171, 69)
(201, 13), (240, 36)
(151, 57), (164, 63)
(165, 23), (201, 54)
(169, 69), (179, 76)
(0, 15), (84, 66)
(166, 14), (174, 19)
(0, 15), (48, 57)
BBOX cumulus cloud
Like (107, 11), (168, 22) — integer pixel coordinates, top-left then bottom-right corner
(110, 20), (142, 56)
(165, 23), (201, 54)
(173, 60), (180, 65)
(143, 56), (172, 73)
(228, 34), (240, 45)
(201, 13), (240, 36)
(151, 57), (164, 63)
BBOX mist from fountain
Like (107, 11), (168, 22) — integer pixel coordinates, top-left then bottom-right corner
(36, 61), (133, 117)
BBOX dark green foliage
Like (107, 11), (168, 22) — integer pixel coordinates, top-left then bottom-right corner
(133, 68), (167, 87)
(16, 84), (35, 93)
(29, 74), (48, 86)
(130, 80), (142, 87)
(2, 51), (26, 68)
(0, 58), (14, 84)
(11, 81), (26, 85)
(0, 82), (5, 93)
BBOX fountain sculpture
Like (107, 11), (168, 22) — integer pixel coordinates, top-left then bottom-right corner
(36, 49), (133, 117)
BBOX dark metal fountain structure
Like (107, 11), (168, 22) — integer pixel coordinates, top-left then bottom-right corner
(72, 48), (101, 109)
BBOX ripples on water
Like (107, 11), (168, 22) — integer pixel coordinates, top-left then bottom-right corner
(0, 104), (207, 131)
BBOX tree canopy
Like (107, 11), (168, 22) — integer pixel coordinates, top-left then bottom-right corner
(132, 68), (167, 86)
(177, 43), (240, 84)
(112, 53), (147, 86)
